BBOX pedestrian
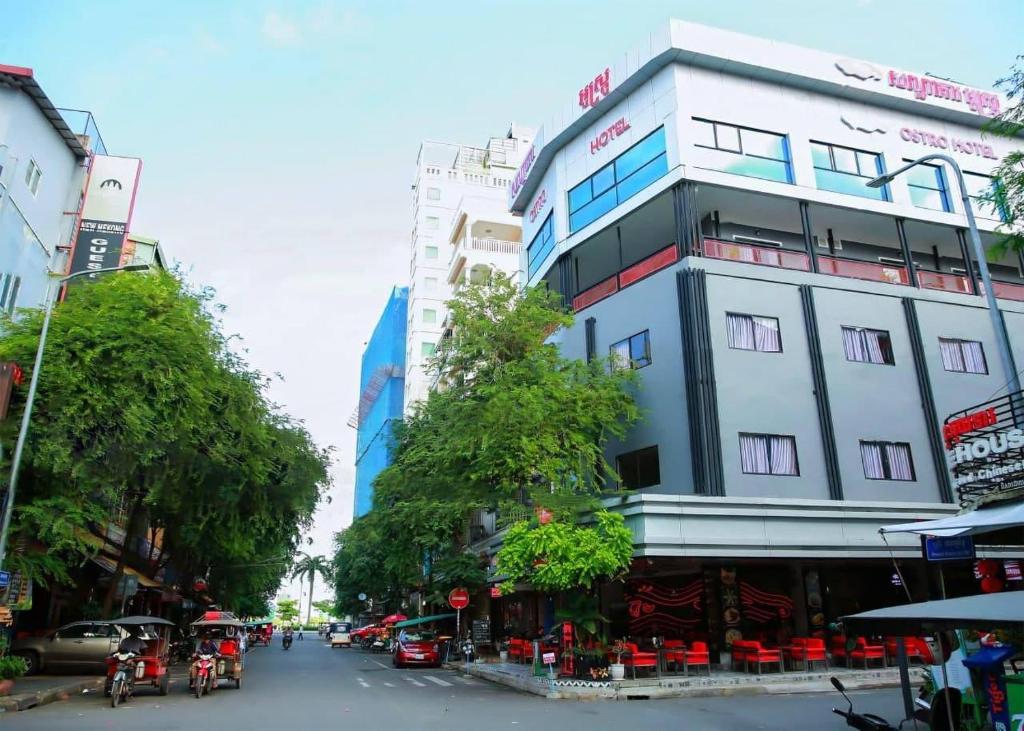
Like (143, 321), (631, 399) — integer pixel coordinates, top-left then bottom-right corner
(298, 626), (304, 640)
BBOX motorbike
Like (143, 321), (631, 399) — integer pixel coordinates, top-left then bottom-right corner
(830, 677), (897, 730)
(108, 652), (137, 708)
(282, 634), (293, 650)
(193, 653), (217, 698)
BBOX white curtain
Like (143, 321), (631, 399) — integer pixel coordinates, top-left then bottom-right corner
(962, 341), (986, 374)
(842, 327), (866, 362)
(740, 435), (770, 474)
(727, 314), (755, 350)
(769, 435), (797, 475)
(860, 442), (885, 479)
(940, 339), (966, 372)
(886, 443), (914, 480)
(610, 340), (631, 371)
(865, 330), (886, 364)
(843, 327), (888, 364)
(753, 317), (781, 352)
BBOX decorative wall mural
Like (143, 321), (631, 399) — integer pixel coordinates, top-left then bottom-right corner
(625, 578), (704, 636)
(738, 580), (794, 623)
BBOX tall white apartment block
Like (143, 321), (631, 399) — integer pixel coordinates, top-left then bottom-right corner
(405, 125), (534, 410)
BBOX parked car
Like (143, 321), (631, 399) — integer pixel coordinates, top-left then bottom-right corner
(13, 621), (123, 675)
(393, 630), (441, 668)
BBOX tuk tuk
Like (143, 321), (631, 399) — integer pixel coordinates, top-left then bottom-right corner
(189, 611), (246, 691)
(329, 621), (353, 648)
(104, 616), (175, 703)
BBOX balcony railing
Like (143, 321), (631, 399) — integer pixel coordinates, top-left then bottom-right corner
(917, 269), (972, 295)
(987, 280), (1024, 303)
(702, 238), (810, 271)
(466, 237), (521, 255)
(817, 255), (910, 286)
(573, 244), (680, 312)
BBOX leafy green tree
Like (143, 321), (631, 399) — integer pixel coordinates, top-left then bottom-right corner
(292, 552), (332, 624)
(312, 599), (334, 618)
(986, 56), (1024, 256)
(274, 597), (300, 625)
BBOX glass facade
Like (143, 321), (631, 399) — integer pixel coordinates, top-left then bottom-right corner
(526, 213), (555, 279)
(811, 142), (888, 201)
(963, 172), (1005, 221)
(692, 119), (791, 184)
(568, 127), (668, 233)
(905, 161), (950, 212)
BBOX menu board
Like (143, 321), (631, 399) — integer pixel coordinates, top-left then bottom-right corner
(471, 618), (491, 646)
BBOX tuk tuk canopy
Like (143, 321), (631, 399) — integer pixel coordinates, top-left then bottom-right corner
(843, 592), (1024, 635)
(393, 614), (456, 629)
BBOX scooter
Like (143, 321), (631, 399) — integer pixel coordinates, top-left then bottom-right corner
(830, 677), (898, 730)
(108, 652), (137, 708)
(282, 634), (293, 650)
(193, 653), (216, 698)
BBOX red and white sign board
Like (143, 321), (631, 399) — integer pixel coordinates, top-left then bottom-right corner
(448, 588), (470, 610)
(542, 652), (557, 665)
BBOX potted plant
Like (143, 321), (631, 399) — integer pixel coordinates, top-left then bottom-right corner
(609, 639), (627, 681)
(0, 655), (28, 696)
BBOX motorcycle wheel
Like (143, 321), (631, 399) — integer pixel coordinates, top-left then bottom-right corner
(235, 676), (241, 690)
(111, 680), (122, 708)
(195, 676), (204, 699)
(159, 672), (169, 696)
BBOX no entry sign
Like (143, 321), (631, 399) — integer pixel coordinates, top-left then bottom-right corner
(448, 588), (470, 610)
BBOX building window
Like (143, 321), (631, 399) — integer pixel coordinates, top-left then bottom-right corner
(24, 159), (42, 196)
(421, 341), (436, 358)
(939, 337), (987, 374)
(527, 213), (555, 279)
(860, 440), (915, 481)
(617, 446), (660, 489)
(425, 216), (440, 230)
(841, 326), (894, 365)
(424, 277), (437, 292)
(726, 313), (781, 352)
(904, 161), (951, 212)
(425, 245), (439, 260)
(568, 127), (668, 233)
(692, 119), (791, 184)
(423, 308), (437, 325)
(610, 330), (651, 370)
(963, 172), (1006, 221)
(739, 433), (799, 476)
(426, 187), (441, 201)
(810, 141), (888, 201)
(0, 273), (21, 314)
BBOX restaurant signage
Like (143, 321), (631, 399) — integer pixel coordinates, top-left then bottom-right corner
(944, 392), (1024, 505)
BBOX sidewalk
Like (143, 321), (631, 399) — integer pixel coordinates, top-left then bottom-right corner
(449, 660), (906, 700)
(0, 674), (106, 713)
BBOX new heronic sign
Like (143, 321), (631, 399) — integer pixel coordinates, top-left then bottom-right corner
(944, 392), (1024, 505)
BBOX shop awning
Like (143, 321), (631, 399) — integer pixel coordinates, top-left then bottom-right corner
(393, 613), (456, 629)
(880, 500), (1024, 537)
(843, 592), (1024, 635)
(90, 555), (161, 589)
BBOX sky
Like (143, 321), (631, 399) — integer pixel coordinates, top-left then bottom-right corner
(2, 0), (1022, 605)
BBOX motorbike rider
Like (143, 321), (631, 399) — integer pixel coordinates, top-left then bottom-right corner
(115, 626), (148, 656)
(283, 626), (294, 647)
(191, 633), (220, 688)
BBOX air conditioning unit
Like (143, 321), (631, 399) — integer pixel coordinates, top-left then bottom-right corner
(733, 235), (782, 248)
(878, 256), (906, 267)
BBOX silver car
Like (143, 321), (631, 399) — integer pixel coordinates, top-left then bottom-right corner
(13, 621), (122, 675)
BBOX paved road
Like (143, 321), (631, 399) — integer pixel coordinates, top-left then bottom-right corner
(5, 634), (908, 730)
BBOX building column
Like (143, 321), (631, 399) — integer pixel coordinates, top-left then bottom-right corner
(799, 202), (819, 273)
(956, 229), (979, 295)
(895, 218), (918, 287)
(674, 182), (703, 259)
(556, 253), (575, 309)
(789, 563), (809, 638)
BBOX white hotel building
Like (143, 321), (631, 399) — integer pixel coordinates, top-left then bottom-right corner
(484, 21), (1024, 648)
(405, 126), (533, 409)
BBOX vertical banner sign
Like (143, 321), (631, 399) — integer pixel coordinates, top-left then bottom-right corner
(68, 155), (142, 280)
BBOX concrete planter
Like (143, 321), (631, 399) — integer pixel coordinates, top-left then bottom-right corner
(609, 663), (625, 681)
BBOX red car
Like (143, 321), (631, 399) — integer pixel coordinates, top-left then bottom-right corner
(393, 630), (441, 668)
(350, 624), (377, 642)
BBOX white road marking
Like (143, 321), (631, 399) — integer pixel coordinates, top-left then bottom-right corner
(383, 682), (396, 687)
(371, 659), (391, 670)
(357, 677), (370, 688)
(424, 675), (453, 687)
(404, 676), (426, 687)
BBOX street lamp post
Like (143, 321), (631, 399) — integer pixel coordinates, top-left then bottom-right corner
(0, 264), (150, 571)
(868, 154), (1022, 399)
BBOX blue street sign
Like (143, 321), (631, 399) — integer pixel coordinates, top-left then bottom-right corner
(923, 535), (975, 561)
(0, 570), (9, 589)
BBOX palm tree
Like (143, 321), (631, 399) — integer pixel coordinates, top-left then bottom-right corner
(292, 553), (332, 625)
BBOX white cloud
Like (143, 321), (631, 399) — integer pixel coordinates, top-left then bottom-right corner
(262, 11), (302, 46)
(195, 25), (226, 54)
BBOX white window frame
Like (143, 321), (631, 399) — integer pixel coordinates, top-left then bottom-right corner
(24, 159), (42, 196)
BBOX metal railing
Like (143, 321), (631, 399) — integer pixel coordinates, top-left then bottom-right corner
(817, 255), (910, 286)
(702, 238), (810, 271)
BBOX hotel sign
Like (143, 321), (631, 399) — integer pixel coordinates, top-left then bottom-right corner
(888, 71), (1000, 117)
(68, 155), (142, 280)
(579, 68), (611, 109)
(899, 128), (998, 159)
(590, 117), (631, 154)
(944, 392), (1024, 506)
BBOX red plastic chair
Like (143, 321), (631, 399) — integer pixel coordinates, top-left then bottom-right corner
(746, 641), (783, 674)
(786, 638), (827, 671)
(621, 642), (658, 679)
(884, 636), (925, 664)
(831, 636), (849, 666)
(731, 640), (753, 671)
(684, 641), (711, 676)
(850, 637), (886, 669)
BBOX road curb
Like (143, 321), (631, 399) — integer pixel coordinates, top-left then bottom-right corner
(0, 676), (106, 713)
(448, 662), (904, 701)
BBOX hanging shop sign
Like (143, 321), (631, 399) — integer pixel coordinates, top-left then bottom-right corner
(922, 535), (975, 562)
(68, 155), (142, 280)
(944, 392), (1024, 505)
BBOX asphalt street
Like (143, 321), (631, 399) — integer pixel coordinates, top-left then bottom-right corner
(4, 634), (909, 730)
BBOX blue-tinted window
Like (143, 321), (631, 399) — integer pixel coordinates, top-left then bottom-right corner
(905, 161), (951, 212)
(963, 172), (1006, 222)
(527, 214), (555, 279)
(692, 119), (792, 184)
(568, 128), (668, 233)
(811, 141), (888, 201)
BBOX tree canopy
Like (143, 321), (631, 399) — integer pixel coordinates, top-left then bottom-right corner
(0, 271), (331, 615)
(987, 55), (1024, 257)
